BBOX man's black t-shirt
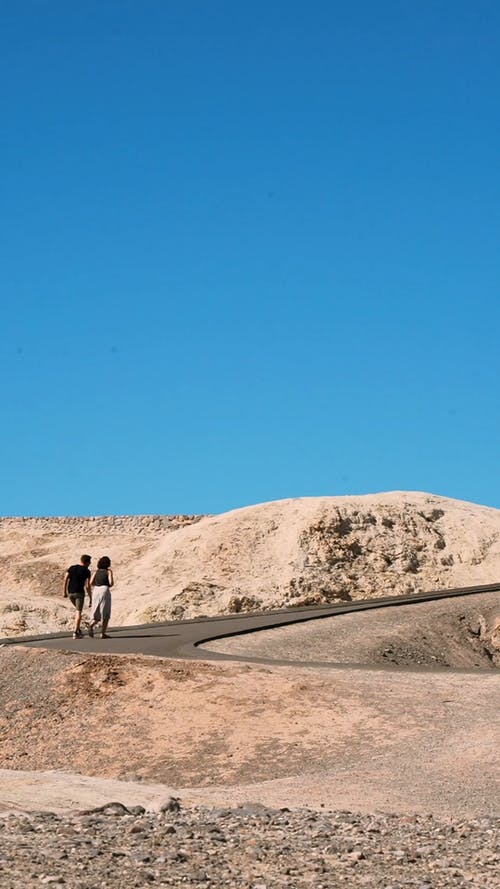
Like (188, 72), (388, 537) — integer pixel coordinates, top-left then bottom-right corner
(67, 565), (90, 595)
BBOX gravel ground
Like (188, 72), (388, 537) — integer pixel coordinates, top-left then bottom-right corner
(0, 801), (499, 889)
(203, 593), (500, 668)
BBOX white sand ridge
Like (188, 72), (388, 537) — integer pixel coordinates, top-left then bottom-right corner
(1, 491), (500, 637)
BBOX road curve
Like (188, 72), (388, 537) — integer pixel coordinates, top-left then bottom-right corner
(1, 581), (499, 670)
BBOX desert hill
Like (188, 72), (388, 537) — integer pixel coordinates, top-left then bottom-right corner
(1, 491), (500, 637)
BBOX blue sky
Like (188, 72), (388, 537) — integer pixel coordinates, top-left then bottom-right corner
(2, 1), (499, 516)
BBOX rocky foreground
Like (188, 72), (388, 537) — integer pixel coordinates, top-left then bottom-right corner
(0, 801), (498, 888)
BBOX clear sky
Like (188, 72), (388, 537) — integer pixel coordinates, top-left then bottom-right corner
(2, 1), (499, 517)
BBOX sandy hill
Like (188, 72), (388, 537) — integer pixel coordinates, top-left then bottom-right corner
(1, 491), (500, 637)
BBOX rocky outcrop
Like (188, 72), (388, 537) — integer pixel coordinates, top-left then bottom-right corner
(1, 492), (500, 638)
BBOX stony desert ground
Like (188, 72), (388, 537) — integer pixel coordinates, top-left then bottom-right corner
(1, 601), (499, 816)
(0, 492), (499, 887)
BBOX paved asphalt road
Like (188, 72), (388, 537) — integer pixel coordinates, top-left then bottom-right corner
(2, 582), (499, 668)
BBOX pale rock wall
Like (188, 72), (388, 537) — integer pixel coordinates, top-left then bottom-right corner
(1, 493), (499, 638)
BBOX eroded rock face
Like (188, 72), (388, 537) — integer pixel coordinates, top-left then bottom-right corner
(487, 615), (500, 657)
(294, 505), (450, 601)
(161, 494), (499, 621)
(1, 493), (500, 636)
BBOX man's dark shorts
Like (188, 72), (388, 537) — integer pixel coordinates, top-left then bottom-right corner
(69, 594), (85, 612)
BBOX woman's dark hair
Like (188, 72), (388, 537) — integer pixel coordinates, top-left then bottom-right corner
(97, 556), (111, 569)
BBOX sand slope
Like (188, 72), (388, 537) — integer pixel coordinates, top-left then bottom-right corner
(1, 491), (500, 636)
(0, 644), (498, 818)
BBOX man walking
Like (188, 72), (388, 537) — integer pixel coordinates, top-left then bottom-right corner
(63, 555), (92, 639)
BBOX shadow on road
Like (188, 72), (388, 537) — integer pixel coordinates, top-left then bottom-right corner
(107, 632), (181, 639)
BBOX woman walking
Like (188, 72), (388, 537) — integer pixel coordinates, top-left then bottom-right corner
(89, 556), (114, 639)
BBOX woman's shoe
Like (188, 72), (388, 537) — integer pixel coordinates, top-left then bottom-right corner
(88, 625), (94, 637)
(101, 634), (110, 639)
